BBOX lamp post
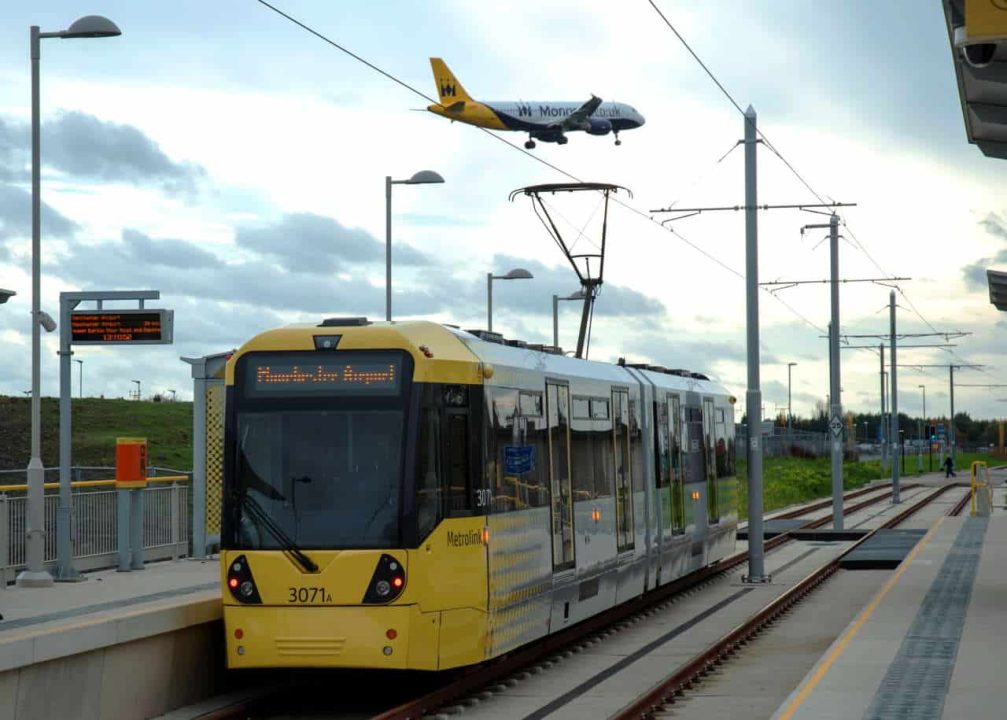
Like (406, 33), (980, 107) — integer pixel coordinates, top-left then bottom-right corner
(385, 170), (444, 321)
(487, 268), (534, 332)
(786, 362), (797, 436)
(552, 289), (586, 347)
(131, 379), (140, 401)
(73, 358), (82, 398)
(20, 15), (121, 588)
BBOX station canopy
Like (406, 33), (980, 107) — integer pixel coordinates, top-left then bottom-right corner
(943, 0), (1007, 159)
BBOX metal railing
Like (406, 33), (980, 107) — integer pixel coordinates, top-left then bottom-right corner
(0, 470), (191, 584)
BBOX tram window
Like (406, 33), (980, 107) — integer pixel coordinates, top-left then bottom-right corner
(670, 394), (685, 534)
(629, 399), (645, 494)
(654, 399), (670, 489)
(445, 412), (470, 514)
(590, 398), (610, 419)
(520, 392), (543, 418)
(715, 405), (732, 479)
(571, 417), (594, 500)
(572, 397), (591, 420)
(416, 405), (441, 539)
(486, 387), (549, 513)
(613, 390), (634, 552)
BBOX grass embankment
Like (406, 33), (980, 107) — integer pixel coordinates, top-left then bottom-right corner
(736, 450), (998, 516)
(0, 396), (193, 472)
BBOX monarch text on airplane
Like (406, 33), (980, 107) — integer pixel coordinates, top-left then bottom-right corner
(426, 58), (645, 149)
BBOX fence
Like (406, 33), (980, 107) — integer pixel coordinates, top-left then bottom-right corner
(735, 427), (836, 458)
(0, 466), (191, 585)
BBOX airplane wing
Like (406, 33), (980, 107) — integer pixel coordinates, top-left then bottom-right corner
(559, 95), (603, 130)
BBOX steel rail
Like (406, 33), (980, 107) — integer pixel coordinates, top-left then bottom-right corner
(200, 483), (933, 720)
(614, 483), (961, 719)
(372, 484), (923, 720)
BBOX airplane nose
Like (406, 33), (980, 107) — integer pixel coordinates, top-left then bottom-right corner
(636, 113), (646, 127)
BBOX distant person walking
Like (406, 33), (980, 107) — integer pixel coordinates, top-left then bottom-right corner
(943, 455), (956, 478)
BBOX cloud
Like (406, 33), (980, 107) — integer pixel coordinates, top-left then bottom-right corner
(234, 213), (432, 274)
(962, 259), (990, 292)
(0, 183), (78, 241)
(41, 111), (204, 195)
(980, 212), (1007, 242)
(0, 117), (27, 183)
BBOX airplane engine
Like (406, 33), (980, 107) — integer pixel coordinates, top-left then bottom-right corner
(586, 118), (612, 136)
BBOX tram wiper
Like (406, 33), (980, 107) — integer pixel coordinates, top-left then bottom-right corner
(237, 492), (319, 573)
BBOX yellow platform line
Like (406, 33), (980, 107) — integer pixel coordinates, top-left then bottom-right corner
(777, 516), (946, 720)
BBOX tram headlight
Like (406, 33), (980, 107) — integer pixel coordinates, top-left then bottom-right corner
(226, 554), (262, 604)
(362, 554), (407, 604)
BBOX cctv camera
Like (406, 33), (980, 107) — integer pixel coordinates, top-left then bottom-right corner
(954, 25), (999, 69)
(38, 311), (56, 333)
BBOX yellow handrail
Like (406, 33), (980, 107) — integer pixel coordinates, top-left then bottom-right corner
(0, 474), (190, 494)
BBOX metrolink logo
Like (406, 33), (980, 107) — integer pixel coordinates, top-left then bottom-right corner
(447, 529), (481, 548)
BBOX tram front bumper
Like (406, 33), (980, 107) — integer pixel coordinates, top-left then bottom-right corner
(224, 604), (439, 670)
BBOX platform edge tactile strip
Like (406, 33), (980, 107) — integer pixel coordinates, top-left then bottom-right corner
(863, 517), (987, 720)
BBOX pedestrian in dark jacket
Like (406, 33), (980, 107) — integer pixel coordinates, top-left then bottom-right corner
(943, 455), (956, 478)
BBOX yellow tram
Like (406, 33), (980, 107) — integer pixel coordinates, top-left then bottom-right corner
(221, 318), (737, 670)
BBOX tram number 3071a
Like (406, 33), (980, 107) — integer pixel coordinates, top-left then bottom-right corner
(288, 587), (333, 603)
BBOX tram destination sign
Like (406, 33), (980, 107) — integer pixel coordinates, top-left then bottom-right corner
(70, 309), (174, 345)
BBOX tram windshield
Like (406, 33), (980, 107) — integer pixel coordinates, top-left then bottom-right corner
(233, 408), (405, 549)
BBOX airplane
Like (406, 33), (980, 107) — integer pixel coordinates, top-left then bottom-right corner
(426, 58), (645, 149)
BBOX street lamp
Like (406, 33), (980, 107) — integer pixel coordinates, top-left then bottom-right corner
(786, 362), (798, 435)
(131, 379), (140, 401)
(20, 15), (121, 589)
(385, 170), (444, 321)
(487, 268), (533, 332)
(552, 289), (586, 347)
(73, 358), (82, 398)
(0, 288), (15, 304)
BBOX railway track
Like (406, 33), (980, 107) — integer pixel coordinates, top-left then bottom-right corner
(614, 483), (970, 719)
(192, 482), (943, 720)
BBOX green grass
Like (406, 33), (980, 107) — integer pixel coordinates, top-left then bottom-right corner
(736, 450), (1000, 516)
(0, 396), (193, 473)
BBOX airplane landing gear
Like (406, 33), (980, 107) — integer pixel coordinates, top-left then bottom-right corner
(557, 136), (569, 145)
(614, 132), (622, 146)
(525, 138), (537, 150)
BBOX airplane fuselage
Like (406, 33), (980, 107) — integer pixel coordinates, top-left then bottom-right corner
(429, 100), (643, 134)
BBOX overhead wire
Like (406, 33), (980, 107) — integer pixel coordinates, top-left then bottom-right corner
(251, 1), (843, 346)
(646, 0), (986, 377)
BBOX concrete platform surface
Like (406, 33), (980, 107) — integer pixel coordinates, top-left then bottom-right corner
(773, 497), (1007, 720)
(0, 557), (220, 671)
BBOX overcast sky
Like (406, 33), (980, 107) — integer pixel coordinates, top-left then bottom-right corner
(0, 1), (1005, 426)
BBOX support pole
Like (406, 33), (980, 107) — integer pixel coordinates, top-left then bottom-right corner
(486, 272), (493, 332)
(552, 294), (559, 347)
(889, 290), (900, 503)
(116, 488), (130, 571)
(385, 175), (392, 322)
(880, 343), (886, 468)
(828, 214), (843, 530)
(743, 106), (767, 582)
(129, 489), (144, 570)
(55, 295), (82, 580)
(949, 366), (956, 463)
(19, 26), (53, 588)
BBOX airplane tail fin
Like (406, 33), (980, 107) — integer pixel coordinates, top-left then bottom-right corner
(430, 58), (474, 106)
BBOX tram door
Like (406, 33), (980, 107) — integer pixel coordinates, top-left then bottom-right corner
(547, 383), (575, 570)
(613, 389), (635, 553)
(703, 398), (719, 524)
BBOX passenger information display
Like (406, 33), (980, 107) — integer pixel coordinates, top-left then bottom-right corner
(244, 353), (403, 397)
(71, 309), (174, 345)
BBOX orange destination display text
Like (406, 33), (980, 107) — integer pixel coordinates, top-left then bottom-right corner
(71, 312), (163, 343)
(255, 364), (397, 388)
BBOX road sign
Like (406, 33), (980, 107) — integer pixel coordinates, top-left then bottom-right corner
(71, 309), (173, 344)
(829, 415), (843, 437)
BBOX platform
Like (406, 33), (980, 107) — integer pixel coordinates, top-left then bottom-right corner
(0, 558), (222, 720)
(774, 475), (1007, 720)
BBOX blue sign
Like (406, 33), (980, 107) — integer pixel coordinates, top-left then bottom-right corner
(504, 446), (535, 475)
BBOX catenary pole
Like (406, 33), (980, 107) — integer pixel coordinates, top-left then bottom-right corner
(880, 343), (886, 468)
(950, 365), (956, 462)
(889, 290), (900, 503)
(743, 106), (767, 582)
(828, 214), (843, 530)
